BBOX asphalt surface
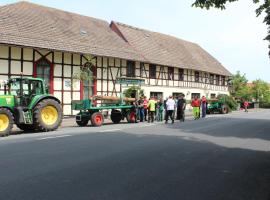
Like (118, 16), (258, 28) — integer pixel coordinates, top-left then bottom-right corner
(0, 109), (270, 200)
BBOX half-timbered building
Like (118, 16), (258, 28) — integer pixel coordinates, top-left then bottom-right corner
(0, 2), (231, 115)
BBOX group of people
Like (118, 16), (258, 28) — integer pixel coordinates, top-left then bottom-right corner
(133, 94), (187, 124)
(191, 95), (208, 120)
(132, 94), (210, 123)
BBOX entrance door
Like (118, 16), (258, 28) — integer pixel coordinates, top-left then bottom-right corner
(34, 58), (53, 94)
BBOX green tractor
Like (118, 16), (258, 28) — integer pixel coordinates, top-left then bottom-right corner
(0, 77), (63, 136)
(206, 98), (229, 114)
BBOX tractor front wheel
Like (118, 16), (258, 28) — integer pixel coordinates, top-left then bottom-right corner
(33, 99), (63, 132)
(91, 112), (104, 126)
(0, 108), (14, 136)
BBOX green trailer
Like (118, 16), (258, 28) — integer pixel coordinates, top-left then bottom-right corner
(0, 77), (62, 136)
(206, 99), (229, 114)
(71, 95), (137, 127)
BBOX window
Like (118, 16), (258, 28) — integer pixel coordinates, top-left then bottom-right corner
(173, 92), (184, 99)
(191, 93), (201, 99)
(126, 61), (135, 77)
(168, 67), (174, 80)
(150, 92), (163, 99)
(205, 73), (209, 83)
(210, 74), (214, 84)
(149, 64), (156, 79)
(211, 93), (216, 99)
(178, 69), (184, 81)
(216, 75), (220, 85)
(195, 71), (199, 82)
(221, 76), (225, 86)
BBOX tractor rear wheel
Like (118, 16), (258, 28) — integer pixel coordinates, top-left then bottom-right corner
(33, 99), (63, 132)
(111, 110), (122, 124)
(0, 108), (14, 136)
(91, 112), (104, 126)
(16, 124), (36, 132)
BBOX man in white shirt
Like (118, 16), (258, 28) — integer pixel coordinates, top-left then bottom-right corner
(165, 95), (176, 124)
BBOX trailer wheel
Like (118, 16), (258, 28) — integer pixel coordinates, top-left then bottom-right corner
(221, 105), (228, 114)
(76, 118), (89, 126)
(111, 110), (122, 124)
(17, 124), (36, 132)
(0, 108), (13, 136)
(91, 112), (104, 126)
(126, 111), (136, 123)
(33, 99), (63, 132)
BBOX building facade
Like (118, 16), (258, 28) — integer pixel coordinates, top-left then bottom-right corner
(0, 2), (231, 115)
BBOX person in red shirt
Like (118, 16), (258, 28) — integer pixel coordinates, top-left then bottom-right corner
(191, 96), (201, 119)
(244, 100), (249, 112)
(143, 96), (148, 121)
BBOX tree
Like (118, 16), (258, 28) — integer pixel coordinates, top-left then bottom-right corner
(192, 0), (270, 57)
(123, 85), (144, 98)
(251, 79), (270, 102)
(230, 71), (252, 100)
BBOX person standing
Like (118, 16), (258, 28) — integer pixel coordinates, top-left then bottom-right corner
(176, 94), (186, 122)
(143, 96), (148, 121)
(191, 96), (201, 120)
(157, 98), (164, 121)
(137, 96), (144, 122)
(201, 96), (207, 118)
(165, 95), (176, 124)
(147, 96), (156, 123)
(244, 100), (249, 112)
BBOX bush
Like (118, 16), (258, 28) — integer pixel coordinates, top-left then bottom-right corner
(123, 86), (144, 98)
(259, 102), (270, 108)
(217, 94), (238, 111)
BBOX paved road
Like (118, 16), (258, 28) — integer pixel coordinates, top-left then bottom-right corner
(0, 110), (270, 200)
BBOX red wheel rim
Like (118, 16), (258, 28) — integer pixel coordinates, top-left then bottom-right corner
(95, 115), (102, 125)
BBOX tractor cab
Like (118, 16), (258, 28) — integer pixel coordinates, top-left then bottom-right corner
(5, 77), (46, 107)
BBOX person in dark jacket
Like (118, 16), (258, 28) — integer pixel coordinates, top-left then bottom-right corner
(176, 94), (186, 121)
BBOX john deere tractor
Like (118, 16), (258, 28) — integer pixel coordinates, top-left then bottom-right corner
(0, 77), (62, 136)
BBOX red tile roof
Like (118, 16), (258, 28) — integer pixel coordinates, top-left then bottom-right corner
(0, 1), (145, 61)
(113, 22), (231, 76)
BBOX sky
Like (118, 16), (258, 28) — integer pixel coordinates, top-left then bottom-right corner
(1, 0), (269, 82)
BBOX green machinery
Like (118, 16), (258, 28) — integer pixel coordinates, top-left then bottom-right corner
(72, 95), (136, 127)
(0, 77), (63, 136)
(206, 98), (229, 114)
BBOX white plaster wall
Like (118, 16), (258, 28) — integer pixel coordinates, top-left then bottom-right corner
(63, 92), (71, 104)
(73, 54), (80, 65)
(141, 85), (229, 100)
(54, 64), (62, 76)
(23, 48), (33, 61)
(0, 60), (8, 73)
(54, 52), (62, 63)
(0, 46), (8, 58)
(54, 78), (62, 90)
(10, 61), (21, 74)
(11, 47), (21, 59)
(23, 62), (33, 75)
(64, 53), (71, 64)
(64, 65), (71, 77)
